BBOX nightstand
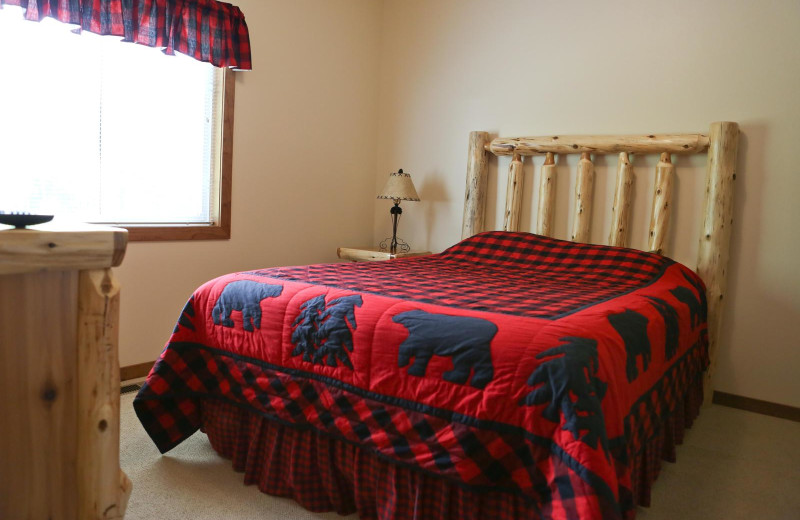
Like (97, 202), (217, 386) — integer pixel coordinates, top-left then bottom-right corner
(337, 247), (431, 262)
(0, 223), (132, 519)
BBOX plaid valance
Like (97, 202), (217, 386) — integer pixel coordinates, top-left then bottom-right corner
(0, 0), (252, 69)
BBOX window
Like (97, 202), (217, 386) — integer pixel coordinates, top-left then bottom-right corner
(0, 7), (234, 241)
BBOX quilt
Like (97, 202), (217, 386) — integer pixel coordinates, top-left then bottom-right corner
(134, 231), (709, 519)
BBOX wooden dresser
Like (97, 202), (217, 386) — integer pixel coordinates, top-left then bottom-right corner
(0, 223), (131, 519)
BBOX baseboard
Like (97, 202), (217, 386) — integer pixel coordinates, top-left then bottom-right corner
(713, 391), (800, 422)
(120, 361), (155, 382)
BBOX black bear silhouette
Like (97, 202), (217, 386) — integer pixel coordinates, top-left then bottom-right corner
(644, 296), (680, 360)
(212, 280), (283, 332)
(608, 309), (651, 382)
(291, 294), (363, 368)
(520, 336), (608, 453)
(173, 296), (196, 333)
(393, 310), (496, 389)
(671, 271), (707, 329)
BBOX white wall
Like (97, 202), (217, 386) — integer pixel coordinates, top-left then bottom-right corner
(373, 0), (800, 407)
(117, 0), (383, 367)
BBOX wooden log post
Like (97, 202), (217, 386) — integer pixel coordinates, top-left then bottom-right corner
(648, 153), (675, 254)
(696, 121), (739, 405)
(536, 152), (557, 236)
(502, 153), (525, 232)
(77, 269), (132, 519)
(462, 131), (491, 239)
(608, 152), (634, 247)
(571, 152), (594, 243)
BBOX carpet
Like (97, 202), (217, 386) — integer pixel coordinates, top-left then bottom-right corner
(120, 392), (356, 519)
(120, 393), (800, 519)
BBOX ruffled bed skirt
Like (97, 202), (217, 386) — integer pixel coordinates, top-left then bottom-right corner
(199, 375), (704, 520)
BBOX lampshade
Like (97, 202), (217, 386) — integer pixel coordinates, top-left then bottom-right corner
(377, 169), (420, 202)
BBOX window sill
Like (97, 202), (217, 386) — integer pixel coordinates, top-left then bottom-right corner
(123, 223), (230, 242)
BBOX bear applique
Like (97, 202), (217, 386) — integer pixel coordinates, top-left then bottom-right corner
(212, 280), (283, 332)
(393, 310), (496, 389)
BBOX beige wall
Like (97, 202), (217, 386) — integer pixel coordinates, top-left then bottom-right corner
(373, 0), (800, 407)
(117, 0), (382, 367)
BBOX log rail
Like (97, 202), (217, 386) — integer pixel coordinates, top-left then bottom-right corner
(462, 122), (739, 404)
(487, 133), (709, 156)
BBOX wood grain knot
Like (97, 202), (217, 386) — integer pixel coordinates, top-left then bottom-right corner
(98, 419), (108, 432)
(41, 386), (58, 403)
(48, 242), (57, 248)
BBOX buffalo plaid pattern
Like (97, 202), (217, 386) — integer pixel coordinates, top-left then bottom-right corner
(1, 0), (252, 69)
(135, 339), (707, 519)
(622, 342), (707, 465)
(197, 372), (703, 520)
(255, 231), (672, 319)
(201, 398), (543, 519)
(610, 342), (707, 508)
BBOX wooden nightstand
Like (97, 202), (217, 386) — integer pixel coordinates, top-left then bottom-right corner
(0, 223), (131, 519)
(337, 247), (431, 262)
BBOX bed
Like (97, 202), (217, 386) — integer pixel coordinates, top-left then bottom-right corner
(134, 122), (739, 520)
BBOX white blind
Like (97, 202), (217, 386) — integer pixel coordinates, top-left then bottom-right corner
(0, 6), (222, 224)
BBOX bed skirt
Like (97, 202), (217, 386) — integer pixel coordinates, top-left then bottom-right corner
(198, 373), (704, 520)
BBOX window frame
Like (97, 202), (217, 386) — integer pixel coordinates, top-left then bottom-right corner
(123, 69), (235, 242)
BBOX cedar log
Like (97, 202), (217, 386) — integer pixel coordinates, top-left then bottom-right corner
(648, 153), (675, 254)
(503, 153), (525, 232)
(571, 152), (594, 243)
(462, 131), (491, 239)
(608, 152), (634, 247)
(697, 122), (739, 405)
(488, 133), (709, 156)
(536, 153), (557, 237)
(77, 269), (131, 519)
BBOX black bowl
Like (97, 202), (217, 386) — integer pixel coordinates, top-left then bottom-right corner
(0, 214), (54, 229)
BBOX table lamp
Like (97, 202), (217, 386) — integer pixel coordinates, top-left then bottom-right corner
(377, 169), (420, 254)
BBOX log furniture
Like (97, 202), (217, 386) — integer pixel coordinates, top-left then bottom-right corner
(0, 223), (131, 519)
(337, 247), (431, 262)
(462, 121), (739, 404)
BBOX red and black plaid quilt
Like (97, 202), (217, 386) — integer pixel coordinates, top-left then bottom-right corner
(134, 231), (709, 520)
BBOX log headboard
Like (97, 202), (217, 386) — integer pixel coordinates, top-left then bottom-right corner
(461, 121), (739, 403)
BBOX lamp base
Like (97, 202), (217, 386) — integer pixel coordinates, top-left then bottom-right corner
(379, 237), (410, 254)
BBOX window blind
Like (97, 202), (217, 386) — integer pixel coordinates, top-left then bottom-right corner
(0, 7), (223, 225)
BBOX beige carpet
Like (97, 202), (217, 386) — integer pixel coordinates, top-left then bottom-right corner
(121, 393), (800, 519)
